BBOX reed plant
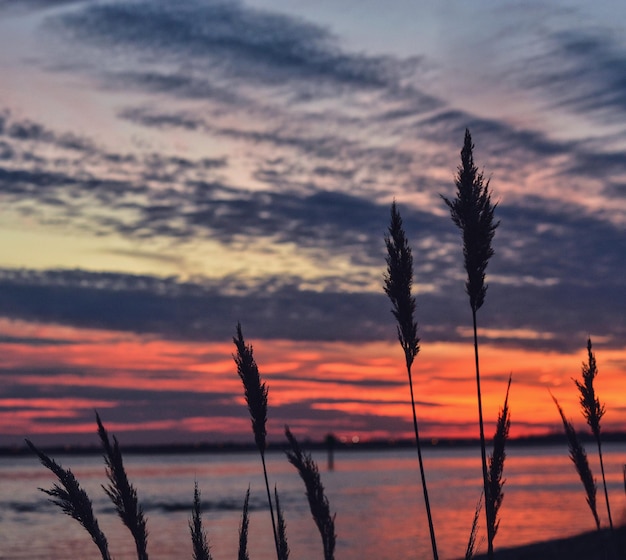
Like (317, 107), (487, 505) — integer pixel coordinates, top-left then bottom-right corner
(552, 393), (601, 530)
(97, 411), (149, 560)
(384, 200), (439, 560)
(487, 374), (512, 541)
(465, 493), (484, 560)
(575, 338), (613, 530)
(190, 481), (212, 560)
(442, 128), (499, 560)
(238, 487), (251, 560)
(285, 426), (336, 560)
(232, 322), (281, 559)
(275, 486), (291, 560)
(25, 439), (112, 560)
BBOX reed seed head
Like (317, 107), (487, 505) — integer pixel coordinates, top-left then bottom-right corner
(551, 394), (600, 530)
(285, 426), (336, 560)
(238, 487), (251, 560)
(384, 201), (420, 369)
(233, 323), (269, 453)
(574, 338), (605, 440)
(487, 375), (512, 539)
(275, 486), (290, 560)
(26, 439), (112, 560)
(96, 412), (149, 560)
(190, 481), (212, 560)
(442, 129), (499, 312)
(465, 492), (483, 560)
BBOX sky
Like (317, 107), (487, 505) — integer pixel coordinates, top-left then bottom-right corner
(0, 0), (625, 447)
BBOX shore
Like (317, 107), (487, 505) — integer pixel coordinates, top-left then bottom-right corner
(473, 526), (625, 560)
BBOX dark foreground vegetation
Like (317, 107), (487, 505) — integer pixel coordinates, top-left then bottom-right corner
(25, 131), (625, 559)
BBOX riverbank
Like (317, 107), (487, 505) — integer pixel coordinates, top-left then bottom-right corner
(474, 526), (625, 559)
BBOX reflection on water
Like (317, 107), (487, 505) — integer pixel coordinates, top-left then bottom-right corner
(1, 444), (625, 559)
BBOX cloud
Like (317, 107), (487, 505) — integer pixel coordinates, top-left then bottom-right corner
(521, 29), (626, 121)
(52, 0), (425, 92)
(0, 265), (623, 352)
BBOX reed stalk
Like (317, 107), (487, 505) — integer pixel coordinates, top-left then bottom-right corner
(552, 393), (601, 530)
(575, 338), (613, 530)
(233, 323), (280, 560)
(190, 481), (212, 560)
(285, 426), (335, 560)
(26, 439), (112, 560)
(96, 412), (149, 560)
(384, 200), (439, 560)
(442, 129), (499, 560)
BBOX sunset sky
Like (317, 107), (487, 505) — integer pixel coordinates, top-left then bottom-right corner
(1, 0), (625, 447)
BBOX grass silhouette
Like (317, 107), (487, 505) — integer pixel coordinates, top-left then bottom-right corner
(442, 128), (500, 560)
(384, 200), (439, 560)
(24, 130), (624, 560)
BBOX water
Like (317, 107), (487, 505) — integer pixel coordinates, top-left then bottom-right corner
(1, 444), (625, 559)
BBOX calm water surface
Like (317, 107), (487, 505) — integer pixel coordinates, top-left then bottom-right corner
(1, 444), (625, 559)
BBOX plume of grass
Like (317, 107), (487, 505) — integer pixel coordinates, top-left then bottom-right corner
(285, 426), (335, 560)
(487, 375), (512, 540)
(25, 439), (112, 560)
(275, 486), (290, 560)
(575, 338), (613, 530)
(233, 323), (280, 560)
(190, 481), (212, 560)
(465, 493), (484, 560)
(383, 200), (439, 560)
(96, 411), (149, 560)
(441, 129), (499, 560)
(551, 393), (601, 530)
(238, 487), (251, 560)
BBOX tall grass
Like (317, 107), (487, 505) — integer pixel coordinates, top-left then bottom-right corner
(232, 322), (280, 560)
(465, 493), (483, 560)
(442, 128), (499, 560)
(285, 426), (336, 560)
(24, 130), (625, 560)
(487, 375), (511, 542)
(97, 411), (149, 560)
(384, 200), (439, 560)
(575, 338), (613, 530)
(190, 482), (212, 560)
(551, 393), (601, 530)
(238, 487), (251, 560)
(25, 438), (112, 560)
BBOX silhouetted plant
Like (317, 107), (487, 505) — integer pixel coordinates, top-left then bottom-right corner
(190, 481), (212, 560)
(384, 200), (439, 560)
(465, 493), (484, 560)
(442, 128), (499, 560)
(275, 486), (290, 560)
(285, 426), (335, 560)
(238, 487), (251, 560)
(575, 338), (613, 530)
(25, 439), (112, 560)
(97, 411), (149, 560)
(233, 322), (280, 559)
(487, 375), (512, 540)
(552, 393), (600, 530)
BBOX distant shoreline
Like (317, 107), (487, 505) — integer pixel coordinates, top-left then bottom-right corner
(4, 431), (626, 457)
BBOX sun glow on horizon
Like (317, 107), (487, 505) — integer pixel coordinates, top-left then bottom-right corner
(2, 319), (625, 447)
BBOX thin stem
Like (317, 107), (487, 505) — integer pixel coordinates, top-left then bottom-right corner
(407, 361), (438, 560)
(472, 309), (493, 560)
(261, 451), (281, 560)
(596, 438), (614, 531)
